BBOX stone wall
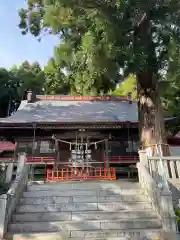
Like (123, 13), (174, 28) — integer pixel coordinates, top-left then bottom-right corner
(0, 153), (28, 239)
(168, 180), (180, 207)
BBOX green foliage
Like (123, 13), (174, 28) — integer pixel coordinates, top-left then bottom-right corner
(0, 68), (20, 117)
(0, 62), (45, 116)
(113, 75), (137, 99)
(18, 0), (180, 76)
(18, 61), (44, 95)
(18, 1), (125, 95)
(161, 41), (180, 117)
(1, 0), (180, 141)
(0, 166), (10, 194)
(175, 208), (180, 230)
(0, 60), (71, 117)
(44, 58), (70, 94)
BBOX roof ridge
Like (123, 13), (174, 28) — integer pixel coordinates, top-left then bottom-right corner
(36, 95), (131, 101)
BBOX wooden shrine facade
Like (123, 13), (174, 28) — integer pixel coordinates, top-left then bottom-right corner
(0, 122), (139, 167)
(0, 94), (178, 167)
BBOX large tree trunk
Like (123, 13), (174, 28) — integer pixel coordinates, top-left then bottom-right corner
(136, 71), (169, 155)
(134, 14), (170, 156)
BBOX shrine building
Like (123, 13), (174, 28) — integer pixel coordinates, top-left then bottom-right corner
(0, 92), (178, 180)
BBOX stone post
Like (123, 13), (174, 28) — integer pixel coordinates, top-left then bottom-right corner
(137, 150), (149, 189)
(160, 189), (177, 232)
(16, 153), (26, 176)
(105, 140), (109, 169)
(160, 232), (178, 240)
(5, 163), (14, 183)
(0, 194), (7, 239)
(138, 150), (148, 167)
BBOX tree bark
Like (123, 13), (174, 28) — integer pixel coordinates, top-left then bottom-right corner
(137, 71), (169, 155)
(134, 13), (169, 156)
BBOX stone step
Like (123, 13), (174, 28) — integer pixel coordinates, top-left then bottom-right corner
(23, 188), (143, 198)
(20, 194), (147, 205)
(16, 201), (152, 213)
(70, 229), (163, 239)
(6, 229), (163, 240)
(8, 218), (162, 233)
(27, 181), (140, 192)
(6, 229), (165, 240)
(12, 210), (157, 222)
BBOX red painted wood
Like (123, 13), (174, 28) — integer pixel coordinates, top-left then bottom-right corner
(46, 167), (116, 181)
(0, 141), (15, 151)
(109, 155), (139, 163)
(0, 156), (56, 163)
(26, 156), (56, 163)
(0, 155), (139, 164)
(0, 157), (14, 162)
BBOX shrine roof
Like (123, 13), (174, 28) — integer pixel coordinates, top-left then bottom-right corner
(0, 95), (176, 126)
(0, 95), (139, 124)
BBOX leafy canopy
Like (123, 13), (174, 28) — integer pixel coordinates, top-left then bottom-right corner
(0, 60), (68, 117)
(113, 74), (137, 99)
(19, 0), (180, 78)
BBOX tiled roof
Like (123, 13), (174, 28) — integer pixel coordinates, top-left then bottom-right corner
(0, 96), (138, 123)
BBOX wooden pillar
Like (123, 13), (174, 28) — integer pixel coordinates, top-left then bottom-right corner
(55, 140), (60, 163)
(129, 125), (133, 156)
(13, 142), (17, 161)
(37, 140), (41, 154)
(105, 140), (109, 169)
(31, 125), (36, 157)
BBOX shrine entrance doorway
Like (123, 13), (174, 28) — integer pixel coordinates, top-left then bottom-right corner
(49, 130), (113, 181)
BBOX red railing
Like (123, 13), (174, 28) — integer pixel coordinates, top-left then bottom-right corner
(0, 156), (56, 163)
(104, 155), (139, 167)
(109, 155), (139, 163)
(46, 167), (116, 181)
(0, 157), (14, 162)
(0, 141), (16, 151)
(26, 156), (56, 163)
(0, 155), (139, 165)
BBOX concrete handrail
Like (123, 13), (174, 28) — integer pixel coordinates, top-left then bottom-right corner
(0, 153), (28, 238)
(137, 162), (177, 233)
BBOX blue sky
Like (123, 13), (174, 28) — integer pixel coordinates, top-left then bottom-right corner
(0, 0), (59, 69)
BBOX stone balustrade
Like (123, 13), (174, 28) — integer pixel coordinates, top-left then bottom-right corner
(0, 153), (28, 239)
(137, 161), (177, 233)
(147, 155), (180, 206)
(148, 156), (180, 181)
(138, 150), (178, 235)
(0, 159), (18, 185)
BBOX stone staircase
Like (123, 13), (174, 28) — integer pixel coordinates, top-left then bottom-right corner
(6, 180), (164, 240)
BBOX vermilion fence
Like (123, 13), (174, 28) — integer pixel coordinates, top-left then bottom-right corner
(0, 156), (56, 163)
(103, 154), (139, 168)
(109, 155), (139, 163)
(0, 155), (139, 165)
(46, 167), (116, 181)
(26, 156), (56, 164)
